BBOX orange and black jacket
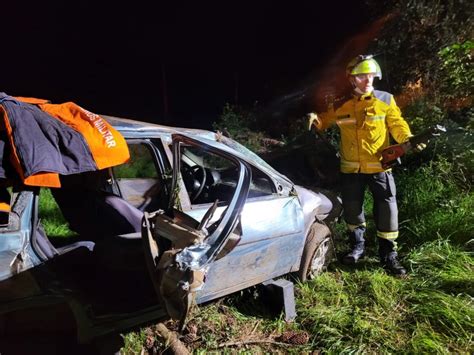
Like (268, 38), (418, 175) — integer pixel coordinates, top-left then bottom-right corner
(0, 92), (129, 188)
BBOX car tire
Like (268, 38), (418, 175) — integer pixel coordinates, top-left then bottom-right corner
(298, 222), (333, 282)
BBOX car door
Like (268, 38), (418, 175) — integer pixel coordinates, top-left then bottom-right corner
(142, 133), (251, 325)
(184, 168), (306, 302)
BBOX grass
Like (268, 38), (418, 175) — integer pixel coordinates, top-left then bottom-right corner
(295, 239), (473, 353)
(396, 158), (473, 247)
(38, 188), (77, 237)
(133, 238), (470, 354)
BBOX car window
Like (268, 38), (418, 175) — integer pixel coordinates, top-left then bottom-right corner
(219, 135), (282, 178)
(180, 145), (237, 206)
(39, 188), (76, 237)
(180, 145), (274, 206)
(248, 166), (275, 198)
(114, 144), (158, 179)
(112, 142), (164, 210)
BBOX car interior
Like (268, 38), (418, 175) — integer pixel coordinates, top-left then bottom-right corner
(179, 144), (275, 206)
(36, 168), (158, 315)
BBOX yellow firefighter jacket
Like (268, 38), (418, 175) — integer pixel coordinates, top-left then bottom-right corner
(318, 90), (412, 174)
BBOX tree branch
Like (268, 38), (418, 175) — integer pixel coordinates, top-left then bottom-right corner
(155, 323), (190, 355)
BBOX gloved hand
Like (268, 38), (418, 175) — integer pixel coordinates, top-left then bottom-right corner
(307, 113), (321, 131)
(413, 142), (427, 152)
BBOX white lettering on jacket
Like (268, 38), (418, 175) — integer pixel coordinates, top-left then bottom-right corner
(81, 108), (117, 148)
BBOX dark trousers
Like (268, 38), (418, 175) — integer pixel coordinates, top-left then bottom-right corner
(341, 172), (398, 238)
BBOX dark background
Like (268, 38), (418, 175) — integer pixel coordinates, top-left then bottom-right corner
(2, 1), (369, 129)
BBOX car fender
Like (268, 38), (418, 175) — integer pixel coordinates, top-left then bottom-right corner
(293, 185), (340, 237)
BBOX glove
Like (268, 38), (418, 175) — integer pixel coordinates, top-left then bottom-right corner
(307, 113), (321, 131)
(413, 142), (427, 152)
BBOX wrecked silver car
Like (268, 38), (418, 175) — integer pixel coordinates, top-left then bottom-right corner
(0, 115), (341, 343)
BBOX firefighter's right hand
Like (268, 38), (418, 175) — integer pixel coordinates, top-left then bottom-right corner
(307, 113), (321, 131)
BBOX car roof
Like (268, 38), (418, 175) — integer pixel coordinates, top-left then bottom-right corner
(103, 115), (218, 141)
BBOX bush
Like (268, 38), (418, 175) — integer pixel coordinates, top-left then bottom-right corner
(439, 41), (474, 102)
(402, 98), (445, 133)
(212, 103), (268, 152)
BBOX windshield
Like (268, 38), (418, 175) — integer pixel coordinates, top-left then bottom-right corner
(219, 136), (281, 177)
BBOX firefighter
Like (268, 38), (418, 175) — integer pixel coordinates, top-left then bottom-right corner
(308, 55), (425, 276)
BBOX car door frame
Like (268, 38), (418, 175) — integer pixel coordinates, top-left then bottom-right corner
(142, 133), (252, 323)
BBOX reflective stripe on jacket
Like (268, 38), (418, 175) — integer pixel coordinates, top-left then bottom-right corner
(319, 90), (412, 173)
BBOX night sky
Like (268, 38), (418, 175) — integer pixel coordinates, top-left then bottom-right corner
(2, 1), (370, 129)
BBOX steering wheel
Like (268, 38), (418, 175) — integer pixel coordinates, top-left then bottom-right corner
(186, 165), (207, 202)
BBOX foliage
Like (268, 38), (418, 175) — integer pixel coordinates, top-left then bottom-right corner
(401, 116), (473, 185)
(130, 238), (472, 353)
(402, 97), (445, 132)
(366, 0), (473, 96)
(212, 103), (269, 153)
(121, 330), (149, 354)
(396, 159), (473, 248)
(213, 103), (255, 135)
(113, 144), (158, 179)
(438, 40), (474, 101)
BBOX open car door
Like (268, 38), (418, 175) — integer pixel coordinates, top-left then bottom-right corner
(142, 133), (251, 326)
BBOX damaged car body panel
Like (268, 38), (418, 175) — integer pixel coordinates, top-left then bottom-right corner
(0, 115), (341, 343)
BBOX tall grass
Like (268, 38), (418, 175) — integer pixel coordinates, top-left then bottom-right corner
(295, 159), (473, 353)
(295, 239), (473, 353)
(397, 158), (473, 247)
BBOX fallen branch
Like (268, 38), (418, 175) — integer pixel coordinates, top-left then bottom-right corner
(155, 323), (190, 355)
(261, 137), (285, 147)
(218, 339), (288, 348)
(249, 320), (261, 336)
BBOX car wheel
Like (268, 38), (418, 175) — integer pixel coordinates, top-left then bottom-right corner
(298, 222), (333, 281)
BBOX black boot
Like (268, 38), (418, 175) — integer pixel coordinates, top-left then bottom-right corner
(342, 227), (365, 265)
(379, 238), (407, 276)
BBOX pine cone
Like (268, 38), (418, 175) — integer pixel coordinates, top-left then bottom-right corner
(288, 331), (309, 345)
(187, 322), (198, 336)
(278, 330), (298, 342)
(277, 330), (310, 345)
(145, 335), (155, 349)
(181, 333), (196, 344)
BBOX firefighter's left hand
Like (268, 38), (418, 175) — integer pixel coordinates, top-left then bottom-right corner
(307, 113), (321, 131)
(414, 143), (427, 152)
